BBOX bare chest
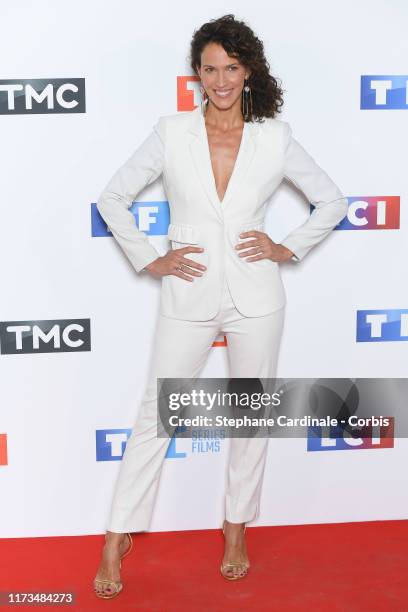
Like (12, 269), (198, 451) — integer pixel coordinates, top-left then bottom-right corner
(206, 124), (244, 204)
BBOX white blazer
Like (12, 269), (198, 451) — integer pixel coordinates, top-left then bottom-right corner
(97, 105), (348, 321)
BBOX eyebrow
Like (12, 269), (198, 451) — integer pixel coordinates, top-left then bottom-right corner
(202, 63), (239, 67)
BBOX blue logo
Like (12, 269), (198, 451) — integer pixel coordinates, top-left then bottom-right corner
(361, 75), (408, 109)
(356, 309), (408, 342)
(96, 428), (176, 461)
(91, 201), (170, 237)
(166, 427), (187, 459)
(165, 427), (225, 458)
(96, 429), (132, 461)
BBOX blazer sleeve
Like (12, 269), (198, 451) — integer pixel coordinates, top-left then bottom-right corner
(96, 118), (165, 273)
(279, 123), (348, 262)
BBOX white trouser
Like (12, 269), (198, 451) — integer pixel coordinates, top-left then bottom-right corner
(107, 276), (285, 533)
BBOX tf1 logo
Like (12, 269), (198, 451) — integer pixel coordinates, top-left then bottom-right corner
(0, 434), (8, 466)
(361, 75), (408, 109)
(307, 418), (394, 451)
(96, 429), (132, 461)
(96, 429), (175, 461)
(356, 309), (408, 342)
(177, 76), (201, 111)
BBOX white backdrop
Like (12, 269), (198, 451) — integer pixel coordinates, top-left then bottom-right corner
(0, 0), (407, 537)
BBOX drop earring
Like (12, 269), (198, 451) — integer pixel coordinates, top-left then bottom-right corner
(200, 83), (209, 116)
(242, 78), (253, 121)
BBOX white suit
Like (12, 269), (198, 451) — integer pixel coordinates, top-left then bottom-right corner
(96, 106), (348, 533)
(97, 105), (348, 320)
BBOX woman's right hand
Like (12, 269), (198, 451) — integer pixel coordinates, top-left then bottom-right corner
(144, 246), (207, 281)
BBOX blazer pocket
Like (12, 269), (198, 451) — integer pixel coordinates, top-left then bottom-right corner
(167, 222), (200, 247)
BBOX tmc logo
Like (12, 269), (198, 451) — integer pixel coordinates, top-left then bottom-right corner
(0, 319), (91, 354)
(0, 78), (86, 114)
(336, 197), (399, 230)
(307, 419), (394, 451)
(356, 309), (408, 342)
(361, 75), (408, 109)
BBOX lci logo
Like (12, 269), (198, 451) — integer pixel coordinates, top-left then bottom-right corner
(0, 434), (8, 466)
(335, 197), (400, 230)
(307, 419), (394, 451)
(356, 309), (408, 342)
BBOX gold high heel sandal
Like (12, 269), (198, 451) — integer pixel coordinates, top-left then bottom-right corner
(220, 520), (250, 580)
(93, 532), (133, 599)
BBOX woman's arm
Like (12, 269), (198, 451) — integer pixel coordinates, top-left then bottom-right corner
(96, 118), (165, 273)
(279, 123), (348, 262)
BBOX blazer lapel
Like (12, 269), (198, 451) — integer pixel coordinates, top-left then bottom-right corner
(187, 106), (260, 220)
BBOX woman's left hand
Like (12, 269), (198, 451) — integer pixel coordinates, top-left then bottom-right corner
(235, 230), (295, 263)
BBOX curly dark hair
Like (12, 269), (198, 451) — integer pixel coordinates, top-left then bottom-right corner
(188, 14), (284, 123)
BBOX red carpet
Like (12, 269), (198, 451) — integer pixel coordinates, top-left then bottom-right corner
(1, 520), (407, 611)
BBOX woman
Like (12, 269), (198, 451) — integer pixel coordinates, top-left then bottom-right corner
(93, 14), (348, 597)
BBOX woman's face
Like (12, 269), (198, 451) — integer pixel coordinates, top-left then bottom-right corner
(196, 42), (250, 111)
